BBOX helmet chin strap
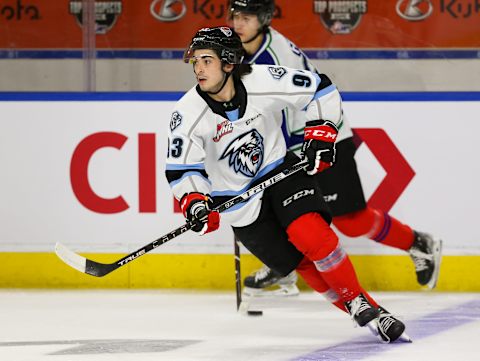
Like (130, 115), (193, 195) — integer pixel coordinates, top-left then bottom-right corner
(207, 69), (233, 95)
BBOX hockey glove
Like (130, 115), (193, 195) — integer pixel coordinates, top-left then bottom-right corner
(302, 120), (338, 175)
(180, 192), (220, 235)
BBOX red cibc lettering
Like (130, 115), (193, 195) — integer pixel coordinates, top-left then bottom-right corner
(70, 132), (157, 214)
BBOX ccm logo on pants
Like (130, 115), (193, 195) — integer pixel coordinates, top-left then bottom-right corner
(283, 189), (315, 207)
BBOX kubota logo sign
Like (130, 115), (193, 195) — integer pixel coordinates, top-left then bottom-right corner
(70, 129), (414, 214)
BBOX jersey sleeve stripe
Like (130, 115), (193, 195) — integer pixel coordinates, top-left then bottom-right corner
(165, 163), (205, 171)
(312, 84), (337, 101)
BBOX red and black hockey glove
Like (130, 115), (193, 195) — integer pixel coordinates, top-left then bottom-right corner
(180, 192), (220, 235)
(302, 120), (338, 175)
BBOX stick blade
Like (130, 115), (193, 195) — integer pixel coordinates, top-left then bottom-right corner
(55, 242), (87, 274)
(55, 242), (116, 277)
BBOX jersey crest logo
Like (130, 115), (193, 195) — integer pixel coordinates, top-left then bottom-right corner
(213, 120), (234, 142)
(220, 129), (264, 177)
(268, 66), (287, 80)
(170, 111), (182, 131)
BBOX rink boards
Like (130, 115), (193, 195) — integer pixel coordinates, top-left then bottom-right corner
(0, 92), (479, 290)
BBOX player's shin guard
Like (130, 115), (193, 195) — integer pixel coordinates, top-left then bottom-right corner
(287, 213), (362, 302)
(333, 207), (415, 251)
(296, 257), (384, 333)
(295, 257), (345, 312)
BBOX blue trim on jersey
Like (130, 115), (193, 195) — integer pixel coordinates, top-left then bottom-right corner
(301, 53), (310, 70)
(211, 158), (284, 197)
(301, 74), (327, 111)
(2, 92), (480, 102)
(313, 84), (336, 100)
(244, 33), (273, 65)
(168, 171), (211, 188)
(165, 163), (205, 171)
(313, 73), (321, 88)
(280, 110), (290, 148)
(225, 109), (240, 122)
(281, 110), (304, 149)
(254, 51), (276, 65)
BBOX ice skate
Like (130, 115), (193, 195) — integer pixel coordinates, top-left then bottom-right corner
(243, 266), (300, 297)
(344, 293), (379, 327)
(367, 306), (412, 343)
(409, 231), (443, 289)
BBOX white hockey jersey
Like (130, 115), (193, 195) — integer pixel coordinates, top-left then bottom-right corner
(245, 27), (353, 151)
(166, 64), (342, 227)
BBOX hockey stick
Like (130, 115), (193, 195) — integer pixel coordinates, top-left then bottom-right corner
(234, 236), (263, 316)
(55, 160), (308, 277)
(234, 236), (242, 311)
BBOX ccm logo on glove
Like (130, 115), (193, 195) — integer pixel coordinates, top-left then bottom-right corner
(302, 120), (338, 176)
(304, 127), (337, 142)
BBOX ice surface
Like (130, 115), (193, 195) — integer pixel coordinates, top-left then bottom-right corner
(0, 290), (478, 361)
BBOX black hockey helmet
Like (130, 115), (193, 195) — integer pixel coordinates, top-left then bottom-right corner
(184, 27), (245, 64)
(229, 0), (275, 27)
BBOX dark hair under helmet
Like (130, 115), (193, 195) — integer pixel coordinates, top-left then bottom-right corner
(229, 0), (275, 27)
(184, 27), (245, 64)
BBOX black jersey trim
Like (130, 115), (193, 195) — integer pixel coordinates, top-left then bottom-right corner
(196, 77), (247, 119)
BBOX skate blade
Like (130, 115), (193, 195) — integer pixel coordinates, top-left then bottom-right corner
(426, 237), (443, 290)
(397, 332), (413, 343)
(242, 284), (300, 298)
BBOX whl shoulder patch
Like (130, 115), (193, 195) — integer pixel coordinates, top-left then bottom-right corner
(268, 66), (287, 80)
(170, 111), (183, 131)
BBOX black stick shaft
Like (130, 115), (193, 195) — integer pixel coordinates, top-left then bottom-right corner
(234, 236), (242, 311)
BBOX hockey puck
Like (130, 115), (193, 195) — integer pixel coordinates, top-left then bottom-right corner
(247, 310), (263, 316)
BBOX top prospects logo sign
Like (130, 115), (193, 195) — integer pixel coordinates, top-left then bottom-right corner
(313, 0), (367, 34)
(69, 0), (122, 34)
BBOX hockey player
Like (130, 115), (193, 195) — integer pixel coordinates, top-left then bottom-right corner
(166, 26), (408, 343)
(228, 0), (442, 296)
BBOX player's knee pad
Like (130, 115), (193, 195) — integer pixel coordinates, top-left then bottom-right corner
(333, 206), (381, 238)
(287, 212), (339, 262)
